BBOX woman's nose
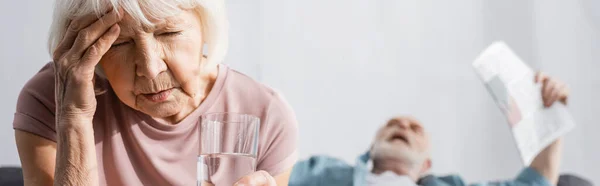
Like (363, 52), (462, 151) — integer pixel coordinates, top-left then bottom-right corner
(135, 42), (167, 79)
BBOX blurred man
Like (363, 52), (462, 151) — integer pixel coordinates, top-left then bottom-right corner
(290, 73), (569, 186)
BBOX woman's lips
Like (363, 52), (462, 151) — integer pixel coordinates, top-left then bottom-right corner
(142, 88), (174, 102)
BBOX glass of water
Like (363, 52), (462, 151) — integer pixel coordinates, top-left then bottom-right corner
(198, 113), (260, 186)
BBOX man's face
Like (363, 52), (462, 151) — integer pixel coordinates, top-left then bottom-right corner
(371, 116), (431, 170)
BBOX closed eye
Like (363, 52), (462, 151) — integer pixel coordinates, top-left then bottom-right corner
(411, 124), (423, 134)
(111, 41), (131, 48)
(159, 31), (182, 37)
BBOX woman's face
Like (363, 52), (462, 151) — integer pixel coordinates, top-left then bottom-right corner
(99, 9), (212, 122)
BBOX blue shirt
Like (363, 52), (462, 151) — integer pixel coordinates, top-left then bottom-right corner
(290, 152), (552, 186)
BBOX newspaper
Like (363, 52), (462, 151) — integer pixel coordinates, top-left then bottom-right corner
(472, 41), (575, 166)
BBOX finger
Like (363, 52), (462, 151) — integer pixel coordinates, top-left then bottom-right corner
(546, 85), (561, 107)
(53, 12), (110, 61)
(557, 84), (569, 105)
(535, 72), (547, 83)
(70, 10), (122, 59)
(234, 171), (276, 186)
(541, 79), (555, 106)
(80, 24), (120, 69)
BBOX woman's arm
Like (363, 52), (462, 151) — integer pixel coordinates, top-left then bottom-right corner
(53, 119), (99, 186)
(274, 168), (293, 186)
(15, 131), (56, 186)
(15, 120), (98, 186)
(18, 8), (122, 186)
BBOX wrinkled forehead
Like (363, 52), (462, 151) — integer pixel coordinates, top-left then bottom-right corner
(378, 117), (430, 136)
(380, 116), (422, 128)
(65, 0), (198, 28)
(118, 11), (195, 33)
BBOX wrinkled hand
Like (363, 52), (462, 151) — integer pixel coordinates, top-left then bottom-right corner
(52, 10), (121, 123)
(234, 171), (276, 186)
(535, 72), (569, 107)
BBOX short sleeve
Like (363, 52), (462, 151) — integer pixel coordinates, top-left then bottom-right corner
(256, 91), (299, 176)
(289, 156), (355, 186)
(13, 63), (57, 142)
(514, 167), (552, 186)
(467, 167), (551, 186)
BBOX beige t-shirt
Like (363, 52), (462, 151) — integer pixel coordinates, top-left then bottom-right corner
(13, 63), (298, 185)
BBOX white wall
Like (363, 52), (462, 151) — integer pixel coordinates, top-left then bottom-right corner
(533, 0), (600, 181)
(0, 0), (54, 167)
(1, 0), (597, 184)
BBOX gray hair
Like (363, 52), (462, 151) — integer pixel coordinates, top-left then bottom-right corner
(48, 0), (229, 69)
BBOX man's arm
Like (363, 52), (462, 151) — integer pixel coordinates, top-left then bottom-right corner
(528, 72), (569, 185)
(288, 156), (355, 186)
(464, 73), (567, 186)
(530, 138), (562, 184)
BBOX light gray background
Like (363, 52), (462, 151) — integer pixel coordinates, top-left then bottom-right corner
(1, 0), (598, 184)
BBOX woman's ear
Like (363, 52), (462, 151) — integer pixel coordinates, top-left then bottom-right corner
(93, 65), (108, 95)
(94, 65), (106, 79)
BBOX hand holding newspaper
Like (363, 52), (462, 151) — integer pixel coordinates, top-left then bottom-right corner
(472, 41), (575, 166)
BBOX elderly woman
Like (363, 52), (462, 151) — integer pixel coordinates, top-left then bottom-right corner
(13, 0), (298, 185)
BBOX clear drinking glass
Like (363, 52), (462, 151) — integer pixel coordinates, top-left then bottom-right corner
(197, 113), (260, 186)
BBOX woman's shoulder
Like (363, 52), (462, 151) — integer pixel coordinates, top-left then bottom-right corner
(223, 67), (283, 105)
(218, 65), (296, 127)
(13, 62), (57, 141)
(24, 62), (55, 89)
(17, 62), (56, 113)
(220, 67), (299, 176)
